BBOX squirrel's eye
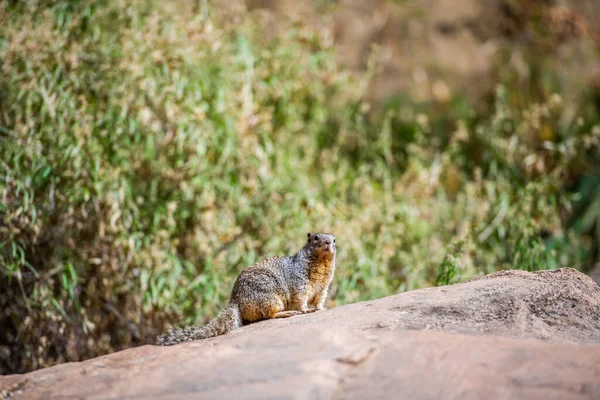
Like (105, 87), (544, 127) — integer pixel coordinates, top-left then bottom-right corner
(333, 239), (335, 243)
(313, 235), (319, 241)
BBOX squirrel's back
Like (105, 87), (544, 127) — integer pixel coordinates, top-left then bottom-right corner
(231, 256), (296, 296)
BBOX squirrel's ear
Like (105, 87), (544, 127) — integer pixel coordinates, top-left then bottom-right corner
(307, 232), (312, 239)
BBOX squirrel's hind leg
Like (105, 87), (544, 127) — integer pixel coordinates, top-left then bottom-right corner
(272, 308), (318, 318)
(241, 294), (287, 322)
(272, 310), (302, 318)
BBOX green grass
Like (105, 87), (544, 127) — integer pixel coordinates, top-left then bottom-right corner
(1, 0), (599, 373)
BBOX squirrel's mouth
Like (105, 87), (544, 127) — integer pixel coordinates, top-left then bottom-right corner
(321, 243), (336, 253)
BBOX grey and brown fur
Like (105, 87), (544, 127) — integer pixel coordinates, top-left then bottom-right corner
(156, 232), (336, 346)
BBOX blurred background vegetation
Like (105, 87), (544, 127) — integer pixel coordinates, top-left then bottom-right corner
(1, 0), (599, 374)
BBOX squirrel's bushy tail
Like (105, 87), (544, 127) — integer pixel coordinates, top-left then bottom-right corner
(156, 303), (241, 346)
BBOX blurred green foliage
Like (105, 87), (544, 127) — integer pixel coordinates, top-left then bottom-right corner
(1, 0), (599, 373)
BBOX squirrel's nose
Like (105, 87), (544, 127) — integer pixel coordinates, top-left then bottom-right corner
(325, 240), (332, 245)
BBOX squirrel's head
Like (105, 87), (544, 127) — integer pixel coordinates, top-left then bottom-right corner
(305, 232), (336, 258)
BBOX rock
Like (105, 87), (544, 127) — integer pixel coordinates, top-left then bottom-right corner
(2, 268), (600, 399)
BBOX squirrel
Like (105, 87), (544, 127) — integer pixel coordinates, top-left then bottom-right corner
(156, 232), (336, 346)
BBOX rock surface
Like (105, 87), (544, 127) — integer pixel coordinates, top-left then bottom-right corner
(2, 268), (600, 399)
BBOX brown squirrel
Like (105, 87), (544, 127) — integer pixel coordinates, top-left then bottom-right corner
(156, 232), (336, 345)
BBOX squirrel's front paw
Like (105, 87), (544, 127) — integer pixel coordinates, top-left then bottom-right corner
(316, 306), (327, 311)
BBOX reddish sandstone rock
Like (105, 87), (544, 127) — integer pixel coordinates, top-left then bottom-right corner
(2, 268), (599, 399)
